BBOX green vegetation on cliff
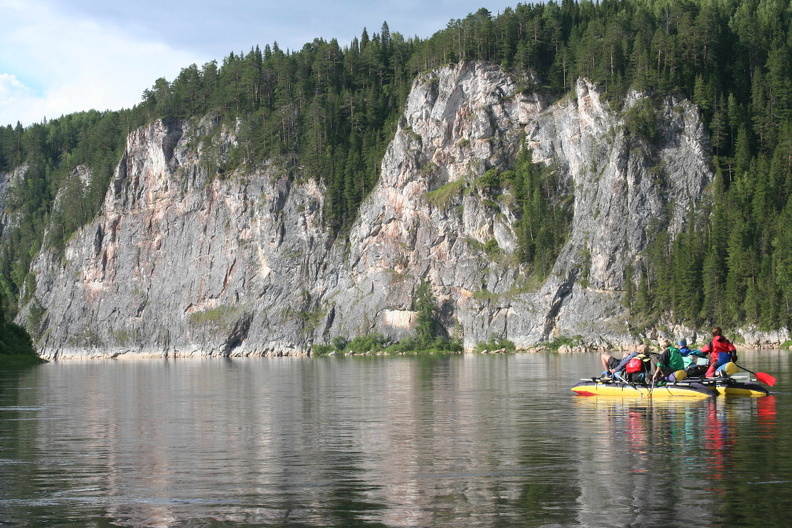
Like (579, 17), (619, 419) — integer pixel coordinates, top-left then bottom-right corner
(2, 0), (792, 334)
(0, 304), (41, 366)
(312, 280), (463, 355)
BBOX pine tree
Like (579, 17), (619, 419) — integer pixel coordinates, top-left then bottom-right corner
(414, 280), (439, 346)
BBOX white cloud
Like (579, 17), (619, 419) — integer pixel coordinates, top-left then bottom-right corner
(0, 73), (30, 106)
(0, 0), (206, 126)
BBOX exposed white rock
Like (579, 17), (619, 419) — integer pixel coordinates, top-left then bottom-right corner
(19, 63), (722, 358)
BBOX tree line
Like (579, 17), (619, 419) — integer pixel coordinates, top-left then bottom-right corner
(2, 0), (792, 337)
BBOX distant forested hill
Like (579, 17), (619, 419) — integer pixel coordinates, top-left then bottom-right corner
(1, 0), (792, 337)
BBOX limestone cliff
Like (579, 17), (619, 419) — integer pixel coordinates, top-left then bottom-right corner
(20, 62), (716, 358)
(0, 164), (27, 237)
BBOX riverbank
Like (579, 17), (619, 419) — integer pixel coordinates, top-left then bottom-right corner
(28, 329), (792, 361)
(0, 353), (46, 368)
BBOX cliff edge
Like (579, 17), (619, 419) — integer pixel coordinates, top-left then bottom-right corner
(20, 63), (716, 358)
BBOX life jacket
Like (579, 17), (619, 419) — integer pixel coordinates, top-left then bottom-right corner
(707, 338), (738, 363)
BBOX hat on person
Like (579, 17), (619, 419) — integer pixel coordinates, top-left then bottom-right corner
(678, 339), (687, 347)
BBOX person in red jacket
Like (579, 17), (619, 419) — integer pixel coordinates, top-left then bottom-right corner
(702, 327), (737, 378)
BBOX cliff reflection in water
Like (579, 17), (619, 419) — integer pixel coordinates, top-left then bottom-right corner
(0, 352), (789, 527)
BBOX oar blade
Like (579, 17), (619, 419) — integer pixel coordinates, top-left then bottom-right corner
(756, 371), (777, 387)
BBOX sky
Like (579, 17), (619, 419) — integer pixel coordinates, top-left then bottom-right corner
(0, 0), (521, 127)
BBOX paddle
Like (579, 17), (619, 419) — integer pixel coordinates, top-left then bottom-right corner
(736, 364), (776, 387)
(649, 369), (657, 396)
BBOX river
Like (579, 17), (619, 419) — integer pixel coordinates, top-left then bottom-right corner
(1, 350), (790, 527)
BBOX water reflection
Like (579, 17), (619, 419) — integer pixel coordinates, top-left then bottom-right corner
(0, 353), (789, 527)
(571, 386), (787, 528)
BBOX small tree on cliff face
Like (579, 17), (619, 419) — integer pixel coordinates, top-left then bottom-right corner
(414, 280), (439, 346)
(383, 280), (461, 354)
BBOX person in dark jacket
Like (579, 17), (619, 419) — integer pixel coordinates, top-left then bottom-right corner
(678, 338), (708, 376)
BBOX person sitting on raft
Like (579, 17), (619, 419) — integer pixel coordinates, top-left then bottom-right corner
(652, 339), (685, 382)
(600, 344), (650, 378)
(676, 338), (709, 376)
(701, 327), (738, 378)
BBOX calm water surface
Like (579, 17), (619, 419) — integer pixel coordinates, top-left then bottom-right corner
(1, 350), (791, 527)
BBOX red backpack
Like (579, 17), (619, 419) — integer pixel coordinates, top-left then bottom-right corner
(625, 356), (644, 373)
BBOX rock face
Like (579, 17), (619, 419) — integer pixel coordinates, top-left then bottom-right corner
(0, 164), (27, 237)
(19, 62), (714, 358)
